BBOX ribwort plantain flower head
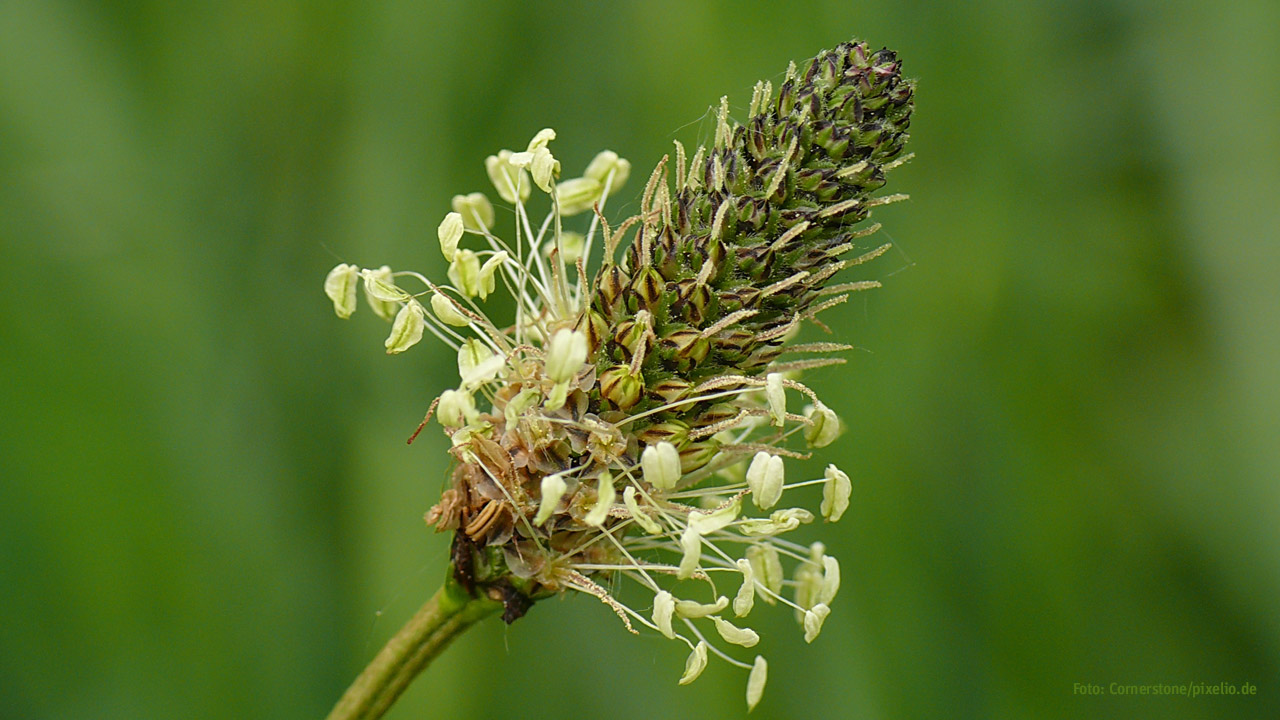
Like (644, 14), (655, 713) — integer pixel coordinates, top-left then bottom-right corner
(324, 38), (913, 710)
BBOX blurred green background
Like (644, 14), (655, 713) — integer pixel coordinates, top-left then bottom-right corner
(2, 1), (1277, 718)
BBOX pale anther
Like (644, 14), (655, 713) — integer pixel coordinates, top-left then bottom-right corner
(324, 263), (359, 319)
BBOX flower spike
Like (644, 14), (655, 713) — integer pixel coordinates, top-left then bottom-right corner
(324, 37), (913, 713)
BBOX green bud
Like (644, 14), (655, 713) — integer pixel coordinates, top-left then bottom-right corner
(612, 318), (649, 358)
(597, 264), (630, 311)
(599, 365), (643, 410)
(690, 403), (740, 428)
(648, 377), (692, 405)
(678, 441), (720, 474)
(674, 280), (712, 324)
(629, 266), (664, 309)
(662, 328), (710, 371)
(635, 420), (691, 448)
(576, 309), (609, 355)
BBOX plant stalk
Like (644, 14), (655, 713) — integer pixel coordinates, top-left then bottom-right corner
(325, 581), (499, 720)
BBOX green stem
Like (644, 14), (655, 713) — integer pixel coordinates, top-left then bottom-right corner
(325, 582), (499, 720)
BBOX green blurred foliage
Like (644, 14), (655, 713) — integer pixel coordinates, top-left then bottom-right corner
(2, 1), (1277, 718)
